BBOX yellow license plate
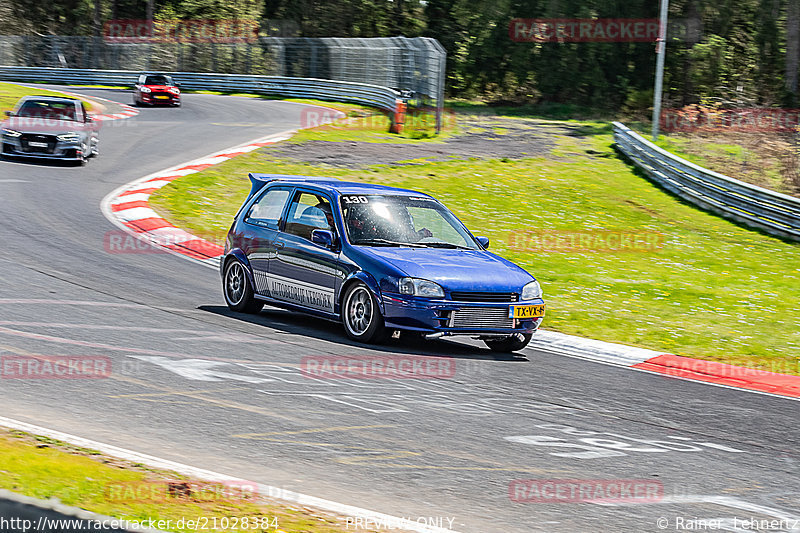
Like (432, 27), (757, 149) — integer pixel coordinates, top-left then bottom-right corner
(510, 304), (546, 319)
(155, 95), (169, 99)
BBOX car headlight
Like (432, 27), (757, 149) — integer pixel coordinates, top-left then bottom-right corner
(168, 87), (180, 95)
(57, 133), (81, 142)
(2, 128), (21, 137)
(140, 87), (151, 93)
(398, 277), (445, 298)
(521, 280), (543, 300)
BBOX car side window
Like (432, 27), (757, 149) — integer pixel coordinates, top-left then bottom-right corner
(246, 188), (291, 227)
(284, 192), (335, 241)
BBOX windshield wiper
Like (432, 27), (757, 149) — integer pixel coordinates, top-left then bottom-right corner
(352, 238), (426, 247)
(419, 242), (472, 250)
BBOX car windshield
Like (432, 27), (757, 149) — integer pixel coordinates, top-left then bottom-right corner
(144, 75), (173, 86)
(16, 100), (77, 121)
(340, 195), (478, 249)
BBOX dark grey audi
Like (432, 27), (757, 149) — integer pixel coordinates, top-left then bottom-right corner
(1, 95), (99, 165)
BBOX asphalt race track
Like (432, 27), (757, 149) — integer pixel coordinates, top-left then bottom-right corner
(0, 87), (798, 533)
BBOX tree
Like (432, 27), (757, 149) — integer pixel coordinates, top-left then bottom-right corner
(787, 0), (799, 103)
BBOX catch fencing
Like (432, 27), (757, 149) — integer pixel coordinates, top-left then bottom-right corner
(0, 35), (446, 130)
(613, 121), (800, 242)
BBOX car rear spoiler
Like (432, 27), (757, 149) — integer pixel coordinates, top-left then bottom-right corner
(235, 173), (340, 218)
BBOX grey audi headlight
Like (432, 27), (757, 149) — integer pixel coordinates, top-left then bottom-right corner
(2, 128), (21, 137)
(521, 280), (543, 300)
(57, 133), (81, 142)
(399, 277), (445, 298)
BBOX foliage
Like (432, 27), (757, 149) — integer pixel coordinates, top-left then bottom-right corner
(3, 0), (800, 109)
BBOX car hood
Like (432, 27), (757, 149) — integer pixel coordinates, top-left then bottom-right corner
(356, 246), (535, 292)
(143, 85), (176, 91)
(3, 117), (86, 135)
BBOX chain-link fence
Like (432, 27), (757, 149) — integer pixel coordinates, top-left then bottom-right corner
(0, 35), (446, 130)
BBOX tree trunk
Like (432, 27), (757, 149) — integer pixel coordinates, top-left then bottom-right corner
(93, 0), (102, 36)
(787, 0), (800, 100)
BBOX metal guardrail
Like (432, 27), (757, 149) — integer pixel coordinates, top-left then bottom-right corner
(613, 121), (800, 242)
(0, 66), (400, 113)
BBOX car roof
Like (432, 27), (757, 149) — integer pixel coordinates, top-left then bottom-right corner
(19, 95), (79, 104)
(252, 173), (432, 198)
(140, 73), (173, 79)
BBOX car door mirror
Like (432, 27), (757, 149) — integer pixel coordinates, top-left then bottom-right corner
(311, 229), (334, 248)
(476, 236), (490, 249)
(4, 110), (12, 117)
(175, 82), (181, 88)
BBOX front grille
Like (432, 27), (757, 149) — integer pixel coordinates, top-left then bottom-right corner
(450, 291), (518, 302)
(450, 307), (514, 329)
(20, 134), (56, 153)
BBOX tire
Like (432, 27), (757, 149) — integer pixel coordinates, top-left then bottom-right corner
(223, 259), (264, 314)
(342, 282), (385, 343)
(484, 333), (533, 353)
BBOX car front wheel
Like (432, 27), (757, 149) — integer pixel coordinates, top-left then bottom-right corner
(223, 259), (264, 314)
(342, 282), (385, 343)
(484, 333), (533, 353)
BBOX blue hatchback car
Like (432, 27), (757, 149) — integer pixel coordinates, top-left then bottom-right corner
(221, 174), (545, 352)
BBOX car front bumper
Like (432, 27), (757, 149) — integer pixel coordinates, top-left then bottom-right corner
(1, 136), (86, 160)
(382, 293), (544, 336)
(141, 94), (180, 105)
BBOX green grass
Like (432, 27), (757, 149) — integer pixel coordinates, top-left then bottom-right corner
(0, 82), (103, 114)
(150, 110), (800, 375)
(0, 429), (367, 533)
(185, 91), (449, 141)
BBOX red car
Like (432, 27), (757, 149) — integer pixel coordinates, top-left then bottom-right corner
(133, 73), (181, 107)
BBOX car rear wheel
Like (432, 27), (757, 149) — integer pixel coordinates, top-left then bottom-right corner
(223, 259), (264, 314)
(342, 282), (385, 343)
(484, 333), (533, 353)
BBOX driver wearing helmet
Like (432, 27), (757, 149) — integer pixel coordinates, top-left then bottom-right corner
(314, 201), (335, 230)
